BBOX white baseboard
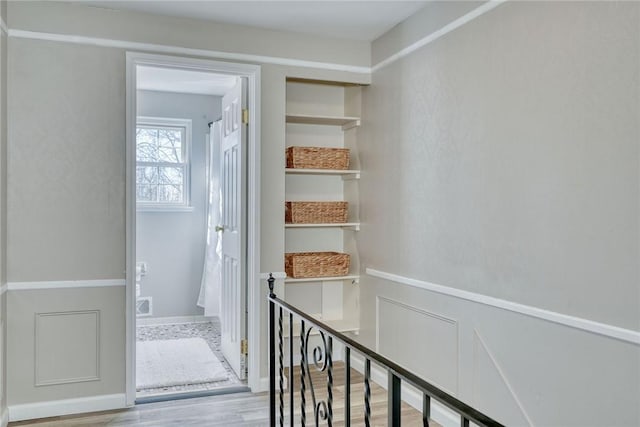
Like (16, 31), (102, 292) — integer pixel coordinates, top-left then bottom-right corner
(257, 376), (270, 393)
(136, 315), (212, 326)
(9, 393), (126, 422)
(350, 355), (458, 427)
(1, 407), (8, 427)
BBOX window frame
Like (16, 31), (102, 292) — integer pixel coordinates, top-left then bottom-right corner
(135, 116), (193, 212)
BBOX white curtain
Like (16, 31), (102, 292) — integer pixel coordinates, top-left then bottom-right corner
(197, 120), (222, 317)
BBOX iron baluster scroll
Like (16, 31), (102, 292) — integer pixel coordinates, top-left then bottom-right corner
(300, 325), (333, 426)
(267, 273), (505, 427)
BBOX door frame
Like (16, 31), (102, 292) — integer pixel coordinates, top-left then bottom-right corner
(125, 52), (261, 406)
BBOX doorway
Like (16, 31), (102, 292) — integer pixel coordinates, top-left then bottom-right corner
(125, 53), (261, 406)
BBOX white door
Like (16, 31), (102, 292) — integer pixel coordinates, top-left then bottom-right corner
(219, 77), (248, 380)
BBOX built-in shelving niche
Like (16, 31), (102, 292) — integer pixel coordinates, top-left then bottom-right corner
(284, 78), (364, 335)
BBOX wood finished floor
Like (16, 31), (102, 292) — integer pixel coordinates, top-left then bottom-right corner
(282, 363), (440, 427)
(9, 392), (270, 427)
(10, 363), (438, 426)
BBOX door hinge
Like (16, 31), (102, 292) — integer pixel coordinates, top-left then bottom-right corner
(242, 109), (249, 125)
(241, 339), (248, 355)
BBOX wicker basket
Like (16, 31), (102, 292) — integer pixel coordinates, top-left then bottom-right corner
(285, 252), (351, 278)
(286, 146), (350, 170)
(285, 201), (348, 224)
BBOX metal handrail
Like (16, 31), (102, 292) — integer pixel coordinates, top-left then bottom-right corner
(267, 274), (505, 427)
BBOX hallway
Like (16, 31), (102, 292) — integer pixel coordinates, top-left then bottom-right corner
(9, 364), (434, 427)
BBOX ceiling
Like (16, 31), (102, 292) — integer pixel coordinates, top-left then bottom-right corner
(75, 1), (429, 41)
(137, 66), (237, 96)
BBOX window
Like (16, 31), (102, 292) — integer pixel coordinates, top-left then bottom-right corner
(136, 117), (192, 210)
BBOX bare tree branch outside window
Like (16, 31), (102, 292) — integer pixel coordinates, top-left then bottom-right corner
(136, 123), (187, 205)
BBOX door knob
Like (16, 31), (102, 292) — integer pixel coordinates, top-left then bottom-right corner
(215, 225), (225, 232)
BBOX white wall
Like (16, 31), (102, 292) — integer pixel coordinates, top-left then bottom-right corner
(5, 0), (369, 415)
(359, 1), (639, 426)
(136, 90), (220, 319)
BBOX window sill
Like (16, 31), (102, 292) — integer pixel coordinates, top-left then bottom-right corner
(137, 205), (195, 213)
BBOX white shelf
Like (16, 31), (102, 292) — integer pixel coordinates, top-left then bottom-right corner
(285, 168), (360, 179)
(285, 223), (360, 231)
(283, 83), (362, 339)
(284, 275), (360, 284)
(286, 114), (360, 130)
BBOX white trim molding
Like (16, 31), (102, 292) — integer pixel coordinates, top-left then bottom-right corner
(9, 29), (370, 75)
(1, 408), (8, 427)
(0, 283), (7, 296)
(8, 393), (126, 422)
(34, 310), (101, 387)
(6, 279), (125, 291)
(0, 17), (7, 36)
(7, 1), (509, 77)
(125, 52), (262, 404)
(258, 376), (270, 393)
(366, 268), (640, 345)
(372, 0), (508, 72)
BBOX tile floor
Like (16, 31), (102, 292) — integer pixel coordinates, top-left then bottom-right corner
(136, 318), (244, 396)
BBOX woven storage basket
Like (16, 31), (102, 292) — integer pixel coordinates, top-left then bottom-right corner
(285, 252), (350, 278)
(285, 201), (348, 224)
(286, 146), (350, 170)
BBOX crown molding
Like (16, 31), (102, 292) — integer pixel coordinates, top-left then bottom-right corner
(372, 0), (508, 72)
(8, 29), (370, 75)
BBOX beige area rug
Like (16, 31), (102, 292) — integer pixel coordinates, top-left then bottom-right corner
(136, 337), (229, 390)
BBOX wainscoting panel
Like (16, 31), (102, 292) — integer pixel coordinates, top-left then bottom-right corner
(7, 285), (125, 416)
(362, 272), (640, 426)
(377, 296), (458, 394)
(35, 310), (100, 386)
(472, 329), (532, 427)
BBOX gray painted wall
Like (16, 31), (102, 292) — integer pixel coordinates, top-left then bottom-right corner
(136, 90), (221, 319)
(6, 37), (128, 410)
(359, 1), (639, 426)
(5, 0), (369, 410)
(0, 0), (7, 423)
(6, 0), (369, 284)
(8, 38), (126, 282)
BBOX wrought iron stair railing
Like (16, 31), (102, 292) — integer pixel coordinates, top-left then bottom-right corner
(267, 273), (505, 427)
